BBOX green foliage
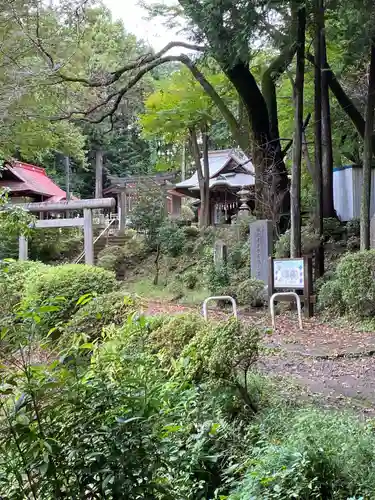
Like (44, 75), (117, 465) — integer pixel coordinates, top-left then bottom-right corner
(230, 409), (375, 499)
(0, 260), (47, 319)
(182, 270), (199, 289)
(180, 204), (195, 222)
(236, 278), (265, 307)
(323, 217), (344, 241)
(63, 291), (140, 341)
(235, 213), (257, 240)
(149, 312), (206, 360)
(140, 66), (234, 144)
(346, 235), (360, 252)
(158, 221), (187, 257)
(206, 262), (231, 296)
(130, 184), (167, 243)
(347, 218), (361, 238)
(317, 279), (345, 315)
(183, 225), (200, 238)
(335, 251), (375, 317)
(318, 251), (375, 317)
(275, 226), (320, 258)
(29, 229), (83, 263)
(97, 245), (125, 273)
(22, 264), (118, 334)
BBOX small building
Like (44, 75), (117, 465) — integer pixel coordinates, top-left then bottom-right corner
(333, 165), (375, 221)
(103, 172), (181, 228)
(173, 149), (254, 223)
(0, 160), (68, 203)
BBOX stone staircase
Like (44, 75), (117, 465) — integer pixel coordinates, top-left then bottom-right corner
(93, 233), (129, 263)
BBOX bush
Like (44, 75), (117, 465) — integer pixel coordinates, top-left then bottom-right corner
(166, 279), (185, 300)
(275, 226), (320, 258)
(131, 184), (166, 242)
(206, 262), (231, 295)
(183, 225), (200, 238)
(22, 264), (118, 334)
(235, 213), (257, 240)
(180, 204), (195, 222)
(149, 312), (206, 360)
(182, 270), (198, 289)
(230, 409), (375, 499)
(181, 320), (261, 408)
(97, 245), (125, 274)
(335, 251), (375, 317)
(0, 260), (47, 315)
(346, 217), (360, 238)
(228, 241), (250, 271)
(317, 279), (345, 315)
(158, 222), (187, 257)
(346, 235), (360, 252)
(236, 278), (265, 307)
(323, 217), (343, 241)
(64, 291), (140, 341)
(29, 229), (84, 263)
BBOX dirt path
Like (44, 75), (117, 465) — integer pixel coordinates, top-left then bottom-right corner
(146, 301), (375, 414)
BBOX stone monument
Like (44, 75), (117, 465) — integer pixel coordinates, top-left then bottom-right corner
(213, 239), (228, 268)
(250, 220), (273, 284)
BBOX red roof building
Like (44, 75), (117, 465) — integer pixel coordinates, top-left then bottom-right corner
(0, 160), (68, 203)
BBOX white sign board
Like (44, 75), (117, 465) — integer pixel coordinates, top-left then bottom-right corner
(273, 259), (304, 289)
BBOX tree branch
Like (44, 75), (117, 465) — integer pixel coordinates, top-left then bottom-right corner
(57, 41), (206, 87)
(306, 52), (365, 138)
(53, 53), (242, 149)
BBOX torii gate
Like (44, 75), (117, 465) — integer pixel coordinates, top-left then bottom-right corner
(16, 198), (116, 265)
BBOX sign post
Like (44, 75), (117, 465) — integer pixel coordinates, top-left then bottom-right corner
(268, 256), (313, 319)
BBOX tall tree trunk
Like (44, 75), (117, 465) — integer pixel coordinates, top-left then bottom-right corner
(314, 0), (324, 277)
(64, 156), (70, 201)
(95, 149), (104, 199)
(291, 3), (306, 258)
(320, 0), (335, 218)
(226, 63), (289, 225)
(360, 38), (375, 250)
(201, 123), (211, 227)
(189, 127), (210, 228)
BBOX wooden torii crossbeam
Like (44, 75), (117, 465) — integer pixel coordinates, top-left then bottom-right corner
(16, 198), (116, 265)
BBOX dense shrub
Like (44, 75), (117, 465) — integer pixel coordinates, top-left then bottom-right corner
(149, 312), (206, 360)
(181, 320), (260, 388)
(335, 251), (375, 317)
(230, 409), (375, 499)
(235, 213), (257, 239)
(64, 291), (140, 340)
(182, 269), (199, 289)
(275, 226), (320, 258)
(158, 221), (187, 257)
(22, 264), (118, 334)
(346, 217), (360, 238)
(317, 279), (345, 315)
(183, 225), (200, 238)
(97, 245), (125, 274)
(236, 278), (265, 307)
(0, 260), (47, 315)
(29, 229), (83, 263)
(180, 204), (195, 222)
(228, 241), (250, 270)
(346, 235), (360, 251)
(323, 217), (343, 241)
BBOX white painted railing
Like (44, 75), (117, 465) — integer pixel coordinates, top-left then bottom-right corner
(74, 218), (117, 264)
(202, 296), (238, 321)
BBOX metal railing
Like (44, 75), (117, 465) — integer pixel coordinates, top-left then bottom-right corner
(202, 296), (238, 321)
(74, 218), (117, 264)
